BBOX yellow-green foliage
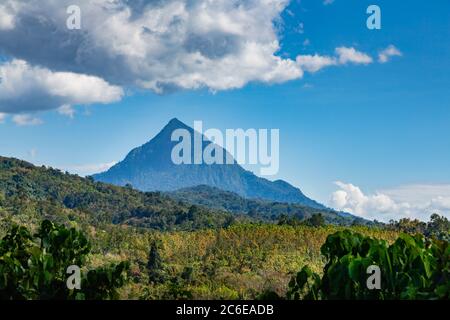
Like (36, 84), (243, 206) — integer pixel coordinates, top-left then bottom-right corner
(83, 223), (398, 299)
(0, 211), (399, 300)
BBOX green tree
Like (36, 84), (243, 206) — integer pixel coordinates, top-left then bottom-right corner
(304, 213), (325, 227)
(0, 220), (129, 300)
(147, 240), (166, 284)
(426, 214), (450, 241)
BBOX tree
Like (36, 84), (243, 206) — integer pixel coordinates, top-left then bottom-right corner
(388, 214), (449, 241)
(389, 218), (426, 234)
(147, 240), (166, 284)
(304, 213), (325, 227)
(0, 220), (129, 300)
(426, 214), (450, 241)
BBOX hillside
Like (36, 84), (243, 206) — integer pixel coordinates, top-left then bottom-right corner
(169, 185), (364, 225)
(3, 156), (444, 300)
(0, 156), (236, 231)
(0, 156), (362, 230)
(93, 118), (325, 208)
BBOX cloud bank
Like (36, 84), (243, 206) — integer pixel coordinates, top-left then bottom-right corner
(0, 59), (124, 114)
(0, 0), (380, 114)
(330, 181), (450, 222)
(0, 0), (397, 119)
(0, 0), (302, 96)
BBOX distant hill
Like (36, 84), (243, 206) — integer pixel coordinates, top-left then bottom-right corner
(0, 156), (362, 230)
(169, 185), (365, 225)
(0, 156), (236, 231)
(93, 118), (325, 209)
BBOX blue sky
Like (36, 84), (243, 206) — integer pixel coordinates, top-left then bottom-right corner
(0, 0), (449, 221)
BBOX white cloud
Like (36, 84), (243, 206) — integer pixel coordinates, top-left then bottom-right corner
(59, 161), (118, 176)
(430, 196), (450, 210)
(0, 112), (6, 123)
(330, 181), (450, 222)
(381, 184), (450, 208)
(378, 45), (402, 63)
(335, 47), (373, 65)
(323, 0), (335, 5)
(0, 1), (395, 114)
(296, 47), (373, 73)
(0, 59), (124, 114)
(0, 0), (303, 93)
(296, 54), (336, 73)
(0, 1), (377, 96)
(12, 114), (43, 126)
(57, 104), (75, 118)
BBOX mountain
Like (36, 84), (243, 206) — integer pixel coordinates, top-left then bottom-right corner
(93, 118), (325, 209)
(168, 185), (365, 225)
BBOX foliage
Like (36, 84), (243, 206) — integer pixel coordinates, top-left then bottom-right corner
(0, 156), (237, 232)
(0, 220), (128, 300)
(304, 214), (325, 227)
(277, 213), (325, 228)
(170, 185), (365, 225)
(388, 213), (450, 241)
(425, 214), (450, 241)
(81, 261), (129, 300)
(288, 230), (449, 300)
(1, 156), (447, 300)
(147, 240), (166, 284)
(138, 224), (397, 299)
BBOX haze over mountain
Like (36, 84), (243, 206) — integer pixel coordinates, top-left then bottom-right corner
(93, 118), (325, 209)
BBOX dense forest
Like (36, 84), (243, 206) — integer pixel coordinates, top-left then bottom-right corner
(0, 156), (239, 232)
(0, 156), (448, 299)
(169, 185), (367, 225)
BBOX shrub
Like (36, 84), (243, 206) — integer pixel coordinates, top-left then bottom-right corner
(0, 220), (129, 300)
(288, 230), (449, 300)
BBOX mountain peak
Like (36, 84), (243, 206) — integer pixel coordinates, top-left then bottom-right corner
(93, 119), (326, 209)
(167, 117), (182, 125)
(156, 118), (192, 139)
(165, 117), (188, 129)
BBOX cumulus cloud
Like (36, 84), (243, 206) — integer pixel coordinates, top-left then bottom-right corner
(12, 114), (43, 126)
(0, 0), (304, 93)
(330, 181), (450, 222)
(0, 1), (378, 93)
(378, 45), (402, 63)
(0, 112), (6, 123)
(0, 59), (124, 114)
(296, 54), (336, 73)
(335, 47), (373, 65)
(296, 47), (373, 73)
(0, 0), (395, 116)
